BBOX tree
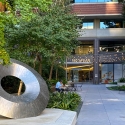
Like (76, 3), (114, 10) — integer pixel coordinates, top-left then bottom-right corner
(5, 2), (81, 79)
(118, 0), (125, 18)
(0, 0), (52, 65)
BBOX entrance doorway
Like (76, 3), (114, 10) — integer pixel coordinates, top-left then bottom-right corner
(69, 65), (93, 82)
(79, 65), (93, 82)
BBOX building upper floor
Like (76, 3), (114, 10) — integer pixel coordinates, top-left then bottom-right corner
(71, 2), (123, 17)
(73, 0), (119, 3)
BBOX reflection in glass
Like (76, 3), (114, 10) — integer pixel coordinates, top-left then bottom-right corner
(75, 45), (93, 55)
(82, 22), (94, 29)
(101, 64), (113, 83)
(114, 64), (122, 82)
(90, 0), (97, 2)
(100, 19), (123, 29)
(75, 0), (83, 2)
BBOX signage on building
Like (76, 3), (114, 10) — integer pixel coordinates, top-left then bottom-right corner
(71, 58), (91, 63)
(67, 55), (93, 64)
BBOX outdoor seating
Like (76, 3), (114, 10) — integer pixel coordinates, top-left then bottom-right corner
(76, 84), (83, 91)
(68, 83), (77, 91)
(64, 81), (77, 91)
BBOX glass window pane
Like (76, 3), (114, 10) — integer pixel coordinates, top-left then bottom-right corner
(75, 0), (83, 2)
(98, 0), (105, 2)
(114, 64), (122, 82)
(82, 23), (88, 29)
(88, 23), (93, 29)
(123, 64), (125, 78)
(100, 22), (106, 29)
(83, 0), (90, 2)
(90, 0), (97, 2)
(101, 64), (113, 83)
(100, 19), (123, 29)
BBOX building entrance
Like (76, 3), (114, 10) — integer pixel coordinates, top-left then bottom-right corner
(70, 65), (93, 82)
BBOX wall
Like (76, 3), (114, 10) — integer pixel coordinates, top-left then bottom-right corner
(72, 3), (122, 15)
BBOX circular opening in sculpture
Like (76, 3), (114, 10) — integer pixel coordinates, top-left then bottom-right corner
(1, 76), (25, 96)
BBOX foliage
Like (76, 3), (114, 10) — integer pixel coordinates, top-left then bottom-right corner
(118, 0), (125, 18)
(0, 0), (52, 65)
(109, 82), (117, 84)
(107, 85), (125, 91)
(107, 86), (119, 90)
(47, 92), (81, 111)
(5, 3), (81, 79)
(118, 77), (125, 82)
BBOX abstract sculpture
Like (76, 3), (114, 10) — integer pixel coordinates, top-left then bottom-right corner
(0, 59), (49, 119)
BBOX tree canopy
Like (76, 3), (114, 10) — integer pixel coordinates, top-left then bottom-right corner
(118, 0), (125, 18)
(0, 0), (52, 65)
(5, 2), (81, 79)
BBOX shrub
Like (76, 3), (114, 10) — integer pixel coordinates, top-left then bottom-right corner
(118, 77), (125, 82)
(110, 82), (117, 84)
(47, 92), (81, 111)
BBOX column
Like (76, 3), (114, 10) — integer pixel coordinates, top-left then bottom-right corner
(93, 39), (99, 84)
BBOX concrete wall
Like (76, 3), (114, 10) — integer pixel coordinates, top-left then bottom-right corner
(78, 28), (125, 38)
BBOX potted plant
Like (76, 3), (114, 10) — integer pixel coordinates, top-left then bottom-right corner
(117, 77), (125, 86)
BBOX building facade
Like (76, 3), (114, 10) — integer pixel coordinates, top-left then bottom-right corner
(66, 0), (125, 84)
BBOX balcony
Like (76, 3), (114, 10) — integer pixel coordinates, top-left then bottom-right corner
(78, 28), (125, 39)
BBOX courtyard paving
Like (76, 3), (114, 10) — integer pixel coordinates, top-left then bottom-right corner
(76, 83), (125, 125)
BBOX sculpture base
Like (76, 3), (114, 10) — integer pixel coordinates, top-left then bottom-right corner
(0, 108), (77, 125)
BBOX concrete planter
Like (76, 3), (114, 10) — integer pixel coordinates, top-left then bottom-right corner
(117, 83), (125, 86)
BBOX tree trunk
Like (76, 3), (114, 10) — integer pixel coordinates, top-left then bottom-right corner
(39, 62), (42, 75)
(56, 68), (58, 80)
(34, 52), (42, 75)
(49, 63), (54, 80)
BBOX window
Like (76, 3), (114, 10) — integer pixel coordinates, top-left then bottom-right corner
(100, 19), (123, 29)
(82, 20), (94, 29)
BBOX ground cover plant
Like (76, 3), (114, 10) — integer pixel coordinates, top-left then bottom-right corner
(107, 85), (125, 91)
(47, 92), (81, 111)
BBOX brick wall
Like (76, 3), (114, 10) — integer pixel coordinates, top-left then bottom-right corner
(72, 3), (122, 15)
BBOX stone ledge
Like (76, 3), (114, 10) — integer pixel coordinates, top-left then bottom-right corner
(105, 84), (117, 87)
(0, 108), (77, 125)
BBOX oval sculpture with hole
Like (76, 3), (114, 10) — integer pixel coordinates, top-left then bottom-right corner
(0, 59), (49, 119)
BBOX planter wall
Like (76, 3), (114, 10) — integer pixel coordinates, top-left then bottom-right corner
(117, 83), (125, 86)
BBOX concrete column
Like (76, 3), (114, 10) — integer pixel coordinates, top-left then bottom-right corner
(94, 19), (100, 29)
(93, 39), (99, 84)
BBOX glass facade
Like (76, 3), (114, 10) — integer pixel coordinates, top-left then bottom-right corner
(81, 20), (94, 29)
(101, 64), (113, 83)
(74, 45), (93, 55)
(100, 19), (124, 29)
(75, 0), (118, 2)
(101, 64), (124, 83)
(100, 42), (125, 53)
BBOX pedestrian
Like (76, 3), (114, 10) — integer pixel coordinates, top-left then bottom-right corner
(55, 80), (64, 92)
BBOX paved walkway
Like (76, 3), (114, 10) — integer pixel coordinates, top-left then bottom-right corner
(76, 83), (125, 125)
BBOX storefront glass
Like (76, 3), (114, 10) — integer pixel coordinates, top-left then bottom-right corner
(114, 64), (122, 82)
(101, 64), (113, 83)
(101, 63), (124, 83)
